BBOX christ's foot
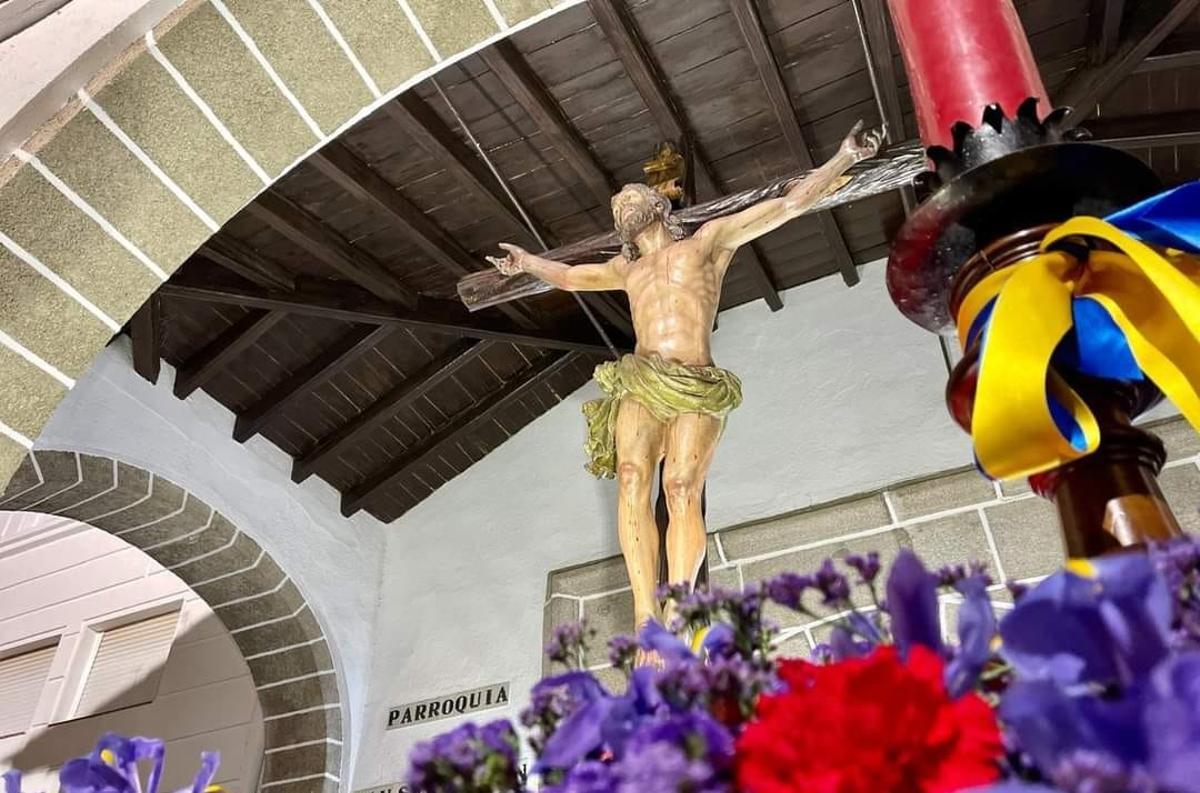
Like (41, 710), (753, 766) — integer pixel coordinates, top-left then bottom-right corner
(634, 646), (666, 669)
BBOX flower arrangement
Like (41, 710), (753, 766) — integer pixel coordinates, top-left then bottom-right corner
(409, 538), (1200, 793)
(3, 734), (221, 793)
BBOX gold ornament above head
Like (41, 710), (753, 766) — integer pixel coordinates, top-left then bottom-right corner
(642, 141), (687, 203)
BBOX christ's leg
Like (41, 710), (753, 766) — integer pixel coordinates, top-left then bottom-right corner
(614, 398), (666, 628)
(662, 413), (723, 590)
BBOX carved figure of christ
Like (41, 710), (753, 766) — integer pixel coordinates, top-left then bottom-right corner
(488, 123), (884, 636)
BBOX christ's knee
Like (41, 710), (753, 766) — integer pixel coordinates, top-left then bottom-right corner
(617, 461), (653, 498)
(663, 473), (702, 515)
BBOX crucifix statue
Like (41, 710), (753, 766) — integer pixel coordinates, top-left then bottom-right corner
(478, 123), (884, 638)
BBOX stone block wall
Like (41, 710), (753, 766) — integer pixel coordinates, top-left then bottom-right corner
(543, 417), (1200, 683)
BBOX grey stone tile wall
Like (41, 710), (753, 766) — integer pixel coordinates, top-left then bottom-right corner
(543, 417), (1200, 677)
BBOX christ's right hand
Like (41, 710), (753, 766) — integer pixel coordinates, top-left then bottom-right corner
(486, 243), (529, 276)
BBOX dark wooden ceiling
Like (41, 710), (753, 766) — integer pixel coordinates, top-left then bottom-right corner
(129, 0), (1200, 523)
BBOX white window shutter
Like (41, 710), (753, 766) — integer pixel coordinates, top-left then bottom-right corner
(0, 643), (57, 737)
(75, 611), (178, 718)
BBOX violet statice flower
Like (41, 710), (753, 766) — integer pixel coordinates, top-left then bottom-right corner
(521, 671), (606, 755)
(764, 573), (814, 613)
(844, 551), (881, 584)
(1151, 536), (1200, 650)
(544, 621), (591, 669)
(407, 720), (522, 793)
(607, 635), (637, 673)
(542, 761), (615, 793)
(814, 558), (851, 604)
(613, 711), (734, 793)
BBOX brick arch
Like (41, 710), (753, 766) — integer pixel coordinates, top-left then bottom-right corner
(1, 449), (344, 793)
(0, 0), (577, 487)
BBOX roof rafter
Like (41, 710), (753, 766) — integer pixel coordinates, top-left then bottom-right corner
(157, 282), (626, 356)
(291, 339), (492, 483)
(340, 350), (577, 516)
(247, 191), (419, 307)
(728, 0), (861, 288)
(173, 310), (286, 398)
(1060, 0), (1200, 128)
(233, 324), (398, 443)
(480, 39), (616, 208)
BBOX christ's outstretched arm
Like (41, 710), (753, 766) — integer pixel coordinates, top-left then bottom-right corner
(700, 122), (884, 254)
(485, 244), (625, 292)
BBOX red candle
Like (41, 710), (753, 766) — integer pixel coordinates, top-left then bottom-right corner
(887, 0), (1050, 150)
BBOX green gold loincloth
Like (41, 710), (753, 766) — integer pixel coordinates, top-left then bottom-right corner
(582, 354), (743, 479)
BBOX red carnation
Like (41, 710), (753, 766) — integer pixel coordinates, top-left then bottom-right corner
(736, 645), (1003, 793)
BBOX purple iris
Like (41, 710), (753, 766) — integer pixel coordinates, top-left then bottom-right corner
(992, 555), (1200, 792)
(8, 735), (218, 793)
(887, 550), (943, 658)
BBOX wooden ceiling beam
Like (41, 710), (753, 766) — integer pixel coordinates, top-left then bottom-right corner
(385, 93), (550, 247)
(198, 235), (295, 291)
(340, 350), (576, 516)
(173, 310), (286, 398)
(319, 123), (633, 340)
(1134, 48), (1200, 74)
(310, 140), (540, 330)
(130, 295), (161, 384)
(728, 0), (861, 288)
(853, 0), (917, 213)
(1060, 0), (1200, 128)
(1085, 108), (1200, 148)
(588, 0), (783, 310)
(292, 339), (491, 483)
(233, 324), (397, 443)
(247, 191), (419, 307)
(157, 282), (627, 356)
(481, 40), (616, 207)
(1087, 0), (1126, 64)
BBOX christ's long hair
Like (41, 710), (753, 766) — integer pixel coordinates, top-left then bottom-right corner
(613, 184), (687, 261)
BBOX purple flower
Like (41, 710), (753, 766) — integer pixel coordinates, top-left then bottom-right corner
(615, 711), (734, 792)
(814, 559), (851, 604)
(886, 550), (942, 658)
(764, 573), (814, 611)
(545, 621), (591, 668)
(9, 735), (219, 793)
(845, 552), (881, 584)
(607, 635), (637, 671)
(994, 556), (1200, 792)
(945, 574), (998, 697)
(999, 555), (1170, 687)
(1006, 580), (1030, 601)
(544, 761), (615, 793)
(1144, 652), (1200, 791)
(408, 720), (522, 792)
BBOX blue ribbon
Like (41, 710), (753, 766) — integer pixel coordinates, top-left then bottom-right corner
(964, 181), (1199, 476)
(1106, 180), (1200, 253)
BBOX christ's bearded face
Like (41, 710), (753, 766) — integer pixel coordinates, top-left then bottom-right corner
(612, 185), (665, 239)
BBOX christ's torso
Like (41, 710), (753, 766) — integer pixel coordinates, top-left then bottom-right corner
(619, 236), (733, 366)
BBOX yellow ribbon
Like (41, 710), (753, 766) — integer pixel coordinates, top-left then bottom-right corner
(958, 217), (1200, 480)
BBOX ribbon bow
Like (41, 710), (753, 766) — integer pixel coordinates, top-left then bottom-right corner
(959, 182), (1200, 480)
